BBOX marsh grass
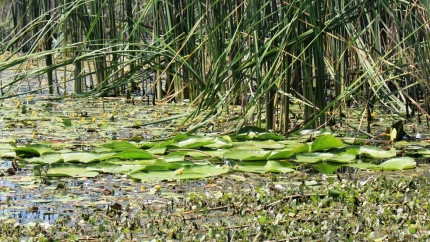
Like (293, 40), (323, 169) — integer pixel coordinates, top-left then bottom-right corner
(1, 0), (430, 133)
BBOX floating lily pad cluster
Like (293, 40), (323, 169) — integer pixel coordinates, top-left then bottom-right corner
(9, 127), (419, 181)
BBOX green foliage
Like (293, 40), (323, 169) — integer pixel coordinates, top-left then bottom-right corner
(311, 135), (344, 152)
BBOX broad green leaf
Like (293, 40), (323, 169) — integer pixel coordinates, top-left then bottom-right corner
(128, 170), (174, 182)
(174, 165), (229, 180)
(26, 154), (64, 164)
(129, 165), (229, 181)
(326, 153), (356, 164)
(102, 141), (137, 149)
(109, 159), (155, 165)
(153, 139), (177, 148)
(163, 152), (186, 162)
(204, 136), (233, 149)
(87, 162), (120, 173)
(172, 137), (214, 149)
(61, 152), (107, 164)
(255, 133), (284, 141)
(236, 164), (267, 173)
(108, 150), (152, 160)
(264, 160), (295, 173)
(15, 144), (56, 158)
(47, 163), (99, 177)
(267, 149), (295, 160)
(110, 147), (143, 153)
(89, 163), (146, 174)
(268, 144), (309, 160)
(348, 162), (381, 170)
(173, 133), (189, 141)
(294, 153), (334, 163)
(243, 140), (284, 149)
(311, 135), (344, 152)
(313, 163), (342, 174)
(359, 146), (396, 158)
(186, 150), (227, 159)
(147, 147), (166, 155)
(380, 157), (416, 170)
(223, 150), (271, 161)
(344, 146), (361, 155)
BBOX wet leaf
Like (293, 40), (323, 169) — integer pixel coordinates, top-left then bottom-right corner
(223, 150), (271, 161)
(26, 154), (64, 164)
(294, 153), (334, 163)
(380, 157), (416, 170)
(326, 153), (356, 164)
(313, 163), (342, 174)
(172, 136), (214, 149)
(15, 144), (56, 158)
(311, 135), (344, 152)
(203, 136), (233, 149)
(61, 152), (107, 163)
(102, 141), (137, 149)
(47, 163), (99, 177)
(108, 150), (153, 160)
(128, 170), (174, 182)
(268, 143), (309, 160)
(264, 160), (295, 173)
(348, 162), (381, 170)
(359, 146), (396, 158)
(174, 165), (229, 180)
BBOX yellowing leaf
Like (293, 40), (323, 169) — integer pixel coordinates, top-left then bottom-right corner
(390, 128), (397, 142)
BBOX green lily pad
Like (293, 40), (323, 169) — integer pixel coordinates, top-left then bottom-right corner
(313, 163), (342, 174)
(203, 136), (233, 149)
(234, 126), (283, 141)
(267, 149), (295, 160)
(311, 135), (344, 152)
(344, 146), (361, 155)
(102, 141), (137, 149)
(47, 163), (99, 177)
(26, 154), (64, 164)
(326, 153), (356, 164)
(174, 165), (229, 180)
(128, 170), (174, 182)
(268, 143), (309, 160)
(359, 146), (396, 158)
(147, 147), (166, 155)
(223, 150), (271, 161)
(379, 157), (416, 170)
(163, 152), (186, 162)
(236, 163), (267, 173)
(108, 150), (153, 160)
(294, 153), (334, 163)
(61, 152), (107, 163)
(172, 136), (214, 149)
(186, 150), (227, 159)
(243, 140), (284, 150)
(109, 159), (155, 165)
(348, 162), (381, 170)
(255, 132), (284, 141)
(264, 160), (295, 173)
(15, 144), (56, 158)
(90, 163), (146, 174)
